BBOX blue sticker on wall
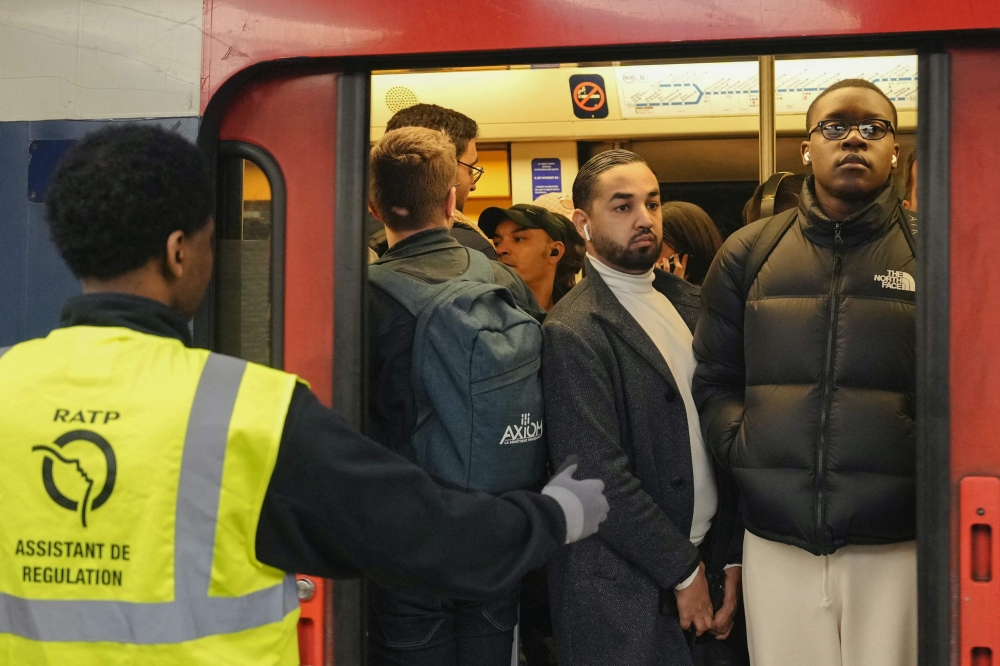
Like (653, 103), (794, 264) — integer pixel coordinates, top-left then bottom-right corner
(531, 159), (562, 200)
(28, 139), (78, 203)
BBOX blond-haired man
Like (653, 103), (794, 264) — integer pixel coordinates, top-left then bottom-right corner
(366, 127), (606, 666)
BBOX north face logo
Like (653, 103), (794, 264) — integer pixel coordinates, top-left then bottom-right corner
(499, 413), (543, 446)
(873, 270), (915, 292)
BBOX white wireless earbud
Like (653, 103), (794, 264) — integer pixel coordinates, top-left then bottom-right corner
(805, 152), (811, 163)
(892, 155), (898, 164)
(583, 224), (592, 241)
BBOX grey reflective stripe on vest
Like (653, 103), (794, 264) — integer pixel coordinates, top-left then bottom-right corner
(176, 353), (251, 599)
(0, 346), (10, 360)
(0, 353), (298, 644)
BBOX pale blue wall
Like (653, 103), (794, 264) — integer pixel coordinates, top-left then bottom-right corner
(0, 117), (199, 346)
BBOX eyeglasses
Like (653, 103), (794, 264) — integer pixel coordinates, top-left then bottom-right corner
(808, 118), (895, 141)
(458, 160), (485, 185)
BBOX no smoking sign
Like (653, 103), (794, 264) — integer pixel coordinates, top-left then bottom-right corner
(569, 74), (609, 119)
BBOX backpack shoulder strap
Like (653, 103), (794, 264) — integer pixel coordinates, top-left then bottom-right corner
(742, 208), (798, 298)
(895, 204), (917, 258)
(369, 249), (507, 317)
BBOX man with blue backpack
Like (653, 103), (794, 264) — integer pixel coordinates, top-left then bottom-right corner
(366, 126), (594, 665)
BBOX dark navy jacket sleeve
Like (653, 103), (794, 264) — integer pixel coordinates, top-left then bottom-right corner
(255, 384), (566, 599)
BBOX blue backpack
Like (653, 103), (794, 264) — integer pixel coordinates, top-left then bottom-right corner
(368, 249), (548, 494)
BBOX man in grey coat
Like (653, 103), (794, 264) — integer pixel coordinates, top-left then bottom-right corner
(542, 150), (745, 665)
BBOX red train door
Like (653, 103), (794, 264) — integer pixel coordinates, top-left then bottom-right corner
(195, 37), (1000, 666)
(200, 66), (371, 666)
(912, 40), (1000, 666)
(941, 43), (1000, 666)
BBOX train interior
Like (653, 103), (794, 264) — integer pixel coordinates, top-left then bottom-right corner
(213, 52), (917, 360)
(371, 53), (917, 239)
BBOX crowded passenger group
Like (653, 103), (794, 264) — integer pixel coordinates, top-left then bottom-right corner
(364, 77), (917, 666)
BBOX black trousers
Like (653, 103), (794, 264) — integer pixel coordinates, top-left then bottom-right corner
(368, 582), (520, 666)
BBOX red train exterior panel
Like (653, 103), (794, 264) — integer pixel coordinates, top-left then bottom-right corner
(201, 0), (1000, 111)
(949, 46), (1000, 664)
(949, 46), (1000, 483)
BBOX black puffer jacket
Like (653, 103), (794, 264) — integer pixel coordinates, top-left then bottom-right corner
(693, 177), (916, 555)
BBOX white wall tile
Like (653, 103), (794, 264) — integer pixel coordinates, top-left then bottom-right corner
(0, 0), (201, 121)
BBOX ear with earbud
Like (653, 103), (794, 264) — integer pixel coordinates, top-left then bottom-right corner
(583, 224), (592, 241)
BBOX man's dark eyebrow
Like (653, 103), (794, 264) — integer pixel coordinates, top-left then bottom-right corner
(608, 192), (634, 202)
(493, 224), (529, 240)
(649, 190), (661, 198)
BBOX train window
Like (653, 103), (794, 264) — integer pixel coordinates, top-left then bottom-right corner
(213, 144), (286, 368)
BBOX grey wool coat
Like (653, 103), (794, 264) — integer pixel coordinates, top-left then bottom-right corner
(541, 261), (742, 666)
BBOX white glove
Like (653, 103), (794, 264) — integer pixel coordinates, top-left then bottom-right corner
(542, 456), (609, 544)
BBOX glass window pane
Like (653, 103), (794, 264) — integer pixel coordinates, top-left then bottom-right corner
(215, 158), (273, 367)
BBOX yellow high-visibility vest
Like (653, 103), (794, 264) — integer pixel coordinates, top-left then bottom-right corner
(0, 325), (301, 665)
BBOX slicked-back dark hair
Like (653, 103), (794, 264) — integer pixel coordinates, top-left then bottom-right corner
(45, 124), (212, 280)
(386, 104), (479, 157)
(805, 78), (898, 132)
(573, 150), (648, 213)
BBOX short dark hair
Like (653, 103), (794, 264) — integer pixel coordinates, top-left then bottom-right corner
(386, 104), (479, 157)
(903, 150), (917, 202)
(45, 124), (212, 280)
(742, 173), (806, 225)
(805, 79), (898, 132)
(660, 201), (724, 286)
(573, 150), (648, 214)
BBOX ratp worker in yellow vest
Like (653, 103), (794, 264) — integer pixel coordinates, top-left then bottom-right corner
(0, 125), (609, 666)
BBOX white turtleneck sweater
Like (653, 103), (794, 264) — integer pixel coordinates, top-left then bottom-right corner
(588, 255), (720, 589)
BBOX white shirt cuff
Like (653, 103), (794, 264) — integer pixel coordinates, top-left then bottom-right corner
(724, 563), (742, 569)
(542, 485), (583, 544)
(674, 567), (699, 591)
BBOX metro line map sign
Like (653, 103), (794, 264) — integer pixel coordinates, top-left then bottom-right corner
(616, 56), (917, 119)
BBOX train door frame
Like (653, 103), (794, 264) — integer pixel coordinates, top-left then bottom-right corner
(916, 50), (950, 666)
(200, 34), (955, 666)
(332, 70), (372, 666)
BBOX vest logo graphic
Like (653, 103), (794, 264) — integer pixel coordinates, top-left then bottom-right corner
(873, 269), (915, 291)
(499, 413), (544, 446)
(33, 430), (117, 528)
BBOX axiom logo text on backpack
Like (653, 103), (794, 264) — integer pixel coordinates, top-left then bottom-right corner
(499, 413), (544, 446)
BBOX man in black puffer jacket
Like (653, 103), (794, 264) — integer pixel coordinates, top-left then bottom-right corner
(693, 79), (916, 666)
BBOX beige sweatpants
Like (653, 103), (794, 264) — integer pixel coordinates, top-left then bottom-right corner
(742, 531), (917, 666)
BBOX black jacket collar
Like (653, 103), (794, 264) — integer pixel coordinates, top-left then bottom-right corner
(60, 293), (192, 346)
(583, 257), (700, 391)
(798, 174), (900, 249)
